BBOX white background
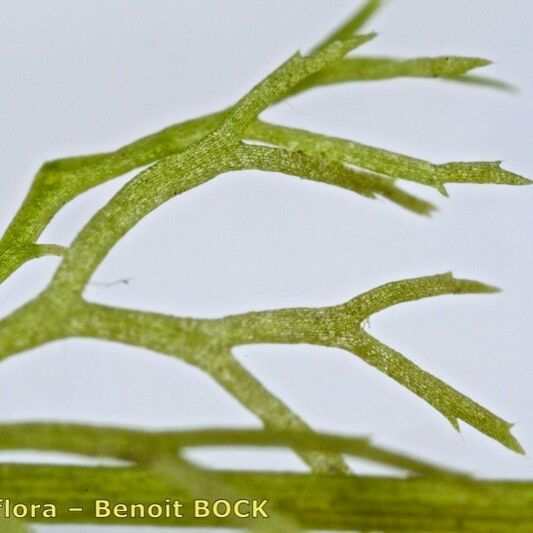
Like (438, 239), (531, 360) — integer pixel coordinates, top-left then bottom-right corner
(0, 1), (532, 531)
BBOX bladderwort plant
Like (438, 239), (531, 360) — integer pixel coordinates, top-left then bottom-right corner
(0, 1), (532, 531)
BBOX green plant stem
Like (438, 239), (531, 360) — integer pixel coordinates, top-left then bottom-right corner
(288, 56), (491, 96)
(0, 293), (350, 475)
(0, 274), (518, 453)
(72, 301), (351, 475)
(0, 423), (467, 478)
(2, 465), (533, 531)
(195, 351), (352, 475)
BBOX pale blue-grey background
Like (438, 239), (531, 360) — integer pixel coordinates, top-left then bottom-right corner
(0, 1), (532, 531)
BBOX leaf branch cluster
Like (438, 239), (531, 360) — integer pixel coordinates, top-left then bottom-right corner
(0, 1), (530, 530)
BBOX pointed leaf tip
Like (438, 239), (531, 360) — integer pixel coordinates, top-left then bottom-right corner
(505, 432), (525, 455)
(494, 162), (532, 186)
(310, 0), (383, 54)
(481, 283), (501, 294)
(447, 416), (460, 432)
(437, 183), (449, 196)
(439, 161), (531, 186)
(341, 32), (377, 53)
(471, 58), (492, 69)
(451, 277), (501, 294)
(435, 56), (492, 77)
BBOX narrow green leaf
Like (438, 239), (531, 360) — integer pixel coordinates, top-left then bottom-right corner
(238, 143), (435, 214)
(249, 120), (532, 192)
(0, 423), (466, 478)
(350, 330), (522, 453)
(439, 161), (530, 185)
(345, 272), (500, 321)
(290, 56), (491, 96)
